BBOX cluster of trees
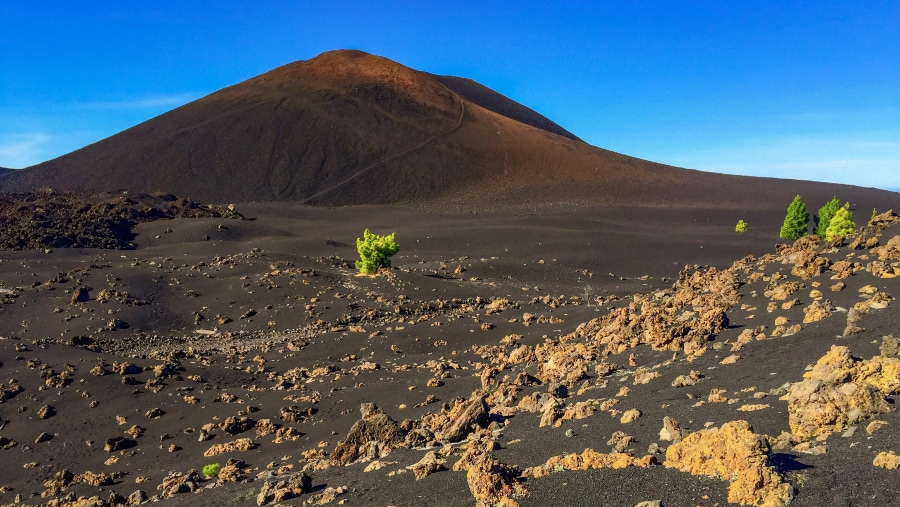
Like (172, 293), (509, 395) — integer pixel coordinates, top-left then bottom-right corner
(779, 195), (859, 241)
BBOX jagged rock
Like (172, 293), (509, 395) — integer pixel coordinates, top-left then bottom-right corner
(857, 290), (893, 312)
(659, 416), (684, 443)
(256, 472), (311, 505)
(507, 344), (536, 365)
(873, 451), (900, 470)
(330, 403), (403, 465)
(106, 318), (129, 330)
(75, 471), (111, 487)
(843, 307), (865, 336)
(792, 250), (831, 280)
(870, 234), (900, 261)
(570, 265), (738, 358)
(866, 420), (888, 434)
(802, 300), (834, 323)
(71, 287), (89, 304)
(881, 335), (900, 357)
(44, 371), (70, 389)
(867, 260), (899, 278)
(157, 470), (202, 498)
(1, 435), (18, 449)
(620, 408), (642, 423)
(671, 370), (702, 387)
(255, 418), (278, 437)
(280, 405), (316, 423)
(404, 427), (434, 449)
(112, 361), (141, 375)
(782, 345), (899, 440)
(103, 436), (135, 452)
(539, 405), (563, 428)
(516, 392), (561, 414)
(554, 400), (596, 427)
(534, 342), (593, 386)
(765, 281), (804, 301)
(127, 490), (147, 506)
(305, 485), (348, 505)
(466, 453), (525, 507)
(124, 425), (144, 439)
(0, 380), (24, 403)
(273, 426), (302, 443)
(830, 259), (855, 279)
(607, 431), (634, 452)
(219, 416), (256, 435)
(433, 392), (488, 443)
(633, 369), (660, 385)
(217, 459), (249, 483)
(523, 448), (656, 479)
(665, 420), (793, 507)
(37, 405), (55, 419)
(42, 469), (74, 497)
(203, 438), (256, 457)
(406, 450), (447, 479)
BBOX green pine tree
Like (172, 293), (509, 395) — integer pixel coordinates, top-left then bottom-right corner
(824, 204), (856, 241)
(814, 197), (840, 238)
(779, 195), (809, 241)
(355, 229), (400, 274)
(735, 219), (748, 234)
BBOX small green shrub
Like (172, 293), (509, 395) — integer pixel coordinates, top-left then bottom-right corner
(870, 208), (878, 224)
(202, 463), (221, 479)
(779, 195), (809, 241)
(814, 197), (840, 238)
(355, 229), (399, 274)
(735, 219), (748, 234)
(824, 204), (856, 240)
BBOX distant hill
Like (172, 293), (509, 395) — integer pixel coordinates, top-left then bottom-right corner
(1, 49), (897, 211)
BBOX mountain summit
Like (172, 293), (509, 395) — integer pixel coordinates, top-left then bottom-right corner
(1, 50), (895, 208)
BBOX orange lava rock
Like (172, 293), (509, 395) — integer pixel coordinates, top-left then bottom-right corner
(330, 403), (403, 465)
(783, 345), (899, 440)
(802, 299), (834, 323)
(665, 420), (793, 507)
(203, 437), (256, 457)
(465, 453), (525, 507)
(523, 448), (656, 479)
(406, 450), (447, 479)
(873, 451), (900, 470)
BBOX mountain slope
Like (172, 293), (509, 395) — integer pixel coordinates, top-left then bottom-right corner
(0, 50), (897, 211)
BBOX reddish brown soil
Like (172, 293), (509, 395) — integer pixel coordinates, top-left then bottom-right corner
(0, 50), (896, 211)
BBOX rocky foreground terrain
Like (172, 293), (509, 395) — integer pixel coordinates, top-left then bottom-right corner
(0, 191), (245, 251)
(0, 202), (898, 507)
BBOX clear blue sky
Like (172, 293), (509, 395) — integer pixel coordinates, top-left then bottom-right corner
(2, 1), (899, 191)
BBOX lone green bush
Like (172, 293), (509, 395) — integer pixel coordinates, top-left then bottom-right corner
(202, 463), (220, 479)
(735, 219), (748, 234)
(814, 197), (840, 238)
(779, 195), (809, 240)
(824, 204), (856, 241)
(355, 229), (399, 274)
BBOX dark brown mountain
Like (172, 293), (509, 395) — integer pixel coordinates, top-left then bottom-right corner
(0, 49), (896, 211)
